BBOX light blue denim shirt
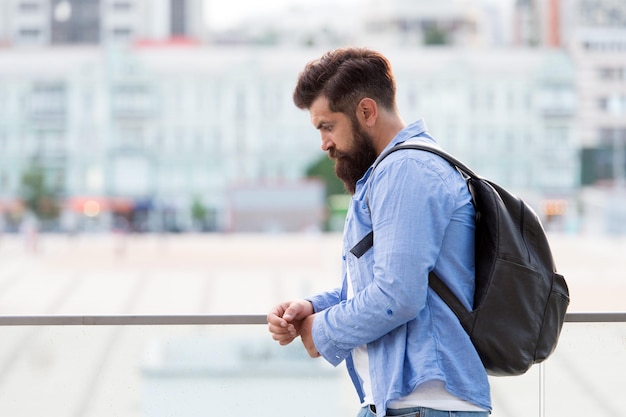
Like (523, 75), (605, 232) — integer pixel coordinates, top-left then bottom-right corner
(307, 119), (491, 415)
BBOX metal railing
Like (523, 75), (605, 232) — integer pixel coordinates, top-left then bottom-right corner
(0, 312), (624, 326)
(0, 312), (624, 417)
(0, 314), (268, 326)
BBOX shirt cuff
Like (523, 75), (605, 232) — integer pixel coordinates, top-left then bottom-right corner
(312, 309), (350, 367)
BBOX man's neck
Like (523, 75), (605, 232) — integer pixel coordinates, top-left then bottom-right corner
(373, 112), (406, 155)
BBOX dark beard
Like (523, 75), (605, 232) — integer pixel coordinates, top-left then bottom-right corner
(331, 122), (378, 195)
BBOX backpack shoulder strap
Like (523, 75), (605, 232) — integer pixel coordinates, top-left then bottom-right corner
(428, 271), (470, 323)
(376, 141), (480, 180)
(351, 140), (478, 262)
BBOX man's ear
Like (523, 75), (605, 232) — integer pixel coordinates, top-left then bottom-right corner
(356, 98), (378, 127)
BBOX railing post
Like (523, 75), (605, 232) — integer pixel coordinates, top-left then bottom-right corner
(539, 362), (546, 417)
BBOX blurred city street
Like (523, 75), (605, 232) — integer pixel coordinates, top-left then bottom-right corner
(0, 232), (624, 416)
(0, 232), (344, 317)
(0, 231), (622, 316)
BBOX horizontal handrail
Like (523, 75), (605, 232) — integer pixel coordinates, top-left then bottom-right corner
(0, 312), (623, 326)
(0, 314), (268, 326)
(562, 312), (626, 322)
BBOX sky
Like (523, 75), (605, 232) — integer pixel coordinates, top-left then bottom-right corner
(203, 0), (514, 33)
(203, 0), (354, 31)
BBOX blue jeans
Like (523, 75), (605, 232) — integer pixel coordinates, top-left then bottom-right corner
(357, 405), (489, 417)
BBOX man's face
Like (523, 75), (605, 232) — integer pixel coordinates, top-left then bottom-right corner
(309, 96), (377, 194)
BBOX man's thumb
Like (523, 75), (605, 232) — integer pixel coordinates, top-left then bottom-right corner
(282, 304), (300, 322)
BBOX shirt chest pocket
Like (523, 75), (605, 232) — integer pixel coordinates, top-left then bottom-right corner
(346, 197), (372, 254)
(345, 198), (375, 291)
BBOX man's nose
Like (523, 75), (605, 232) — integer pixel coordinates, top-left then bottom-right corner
(321, 136), (333, 152)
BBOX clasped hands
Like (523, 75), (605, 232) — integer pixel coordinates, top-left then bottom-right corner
(267, 299), (320, 358)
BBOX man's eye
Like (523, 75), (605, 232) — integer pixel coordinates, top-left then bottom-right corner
(325, 125), (333, 132)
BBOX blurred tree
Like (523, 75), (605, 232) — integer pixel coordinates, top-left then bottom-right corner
(424, 26), (448, 46)
(306, 154), (345, 197)
(306, 155), (349, 232)
(190, 196), (208, 231)
(19, 159), (61, 221)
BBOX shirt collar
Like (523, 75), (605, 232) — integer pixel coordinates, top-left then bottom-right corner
(355, 118), (431, 190)
(383, 118), (429, 153)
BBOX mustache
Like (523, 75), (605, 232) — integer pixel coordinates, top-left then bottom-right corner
(328, 148), (350, 160)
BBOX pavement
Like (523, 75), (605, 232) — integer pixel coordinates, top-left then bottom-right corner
(0, 232), (624, 416)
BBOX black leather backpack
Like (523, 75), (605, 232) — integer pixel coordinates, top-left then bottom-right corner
(351, 140), (570, 376)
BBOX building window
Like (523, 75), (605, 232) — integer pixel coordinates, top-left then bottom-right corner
(468, 90), (477, 109)
(579, 1), (626, 27)
(598, 66), (626, 81)
(598, 95), (626, 114)
(506, 90), (515, 111)
(235, 90), (247, 118)
(51, 0), (100, 44)
(112, 1), (132, 11)
(111, 84), (153, 116)
(19, 2), (40, 12)
(0, 90), (6, 113)
(29, 83), (66, 115)
(34, 129), (65, 153)
(18, 28), (41, 40)
(598, 128), (626, 147)
(115, 128), (144, 149)
(112, 27), (132, 38)
(484, 91), (495, 110)
(194, 133), (204, 152)
(170, 0), (187, 36)
(546, 126), (568, 149)
(0, 131), (6, 151)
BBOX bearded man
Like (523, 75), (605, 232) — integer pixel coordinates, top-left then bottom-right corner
(267, 47), (491, 417)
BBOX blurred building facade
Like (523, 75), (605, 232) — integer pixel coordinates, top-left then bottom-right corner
(0, 44), (577, 232)
(513, 0), (626, 186)
(0, 0), (207, 46)
(508, 0), (626, 233)
(568, 0), (626, 183)
(389, 48), (577, 200)
(568, 0), (626, 233)
(0, 45), (325, 232)
(2, 0), (625, 234)
(217, 0), (512, 48)
(359, 0), (511, 48)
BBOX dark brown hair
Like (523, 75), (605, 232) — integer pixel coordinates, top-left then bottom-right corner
(293, 47), (397, 115)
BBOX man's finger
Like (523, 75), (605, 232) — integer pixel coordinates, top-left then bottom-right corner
(268, 322), (291, 334)
(267, 312), (289, 328)
(283, 303), (303, 322)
